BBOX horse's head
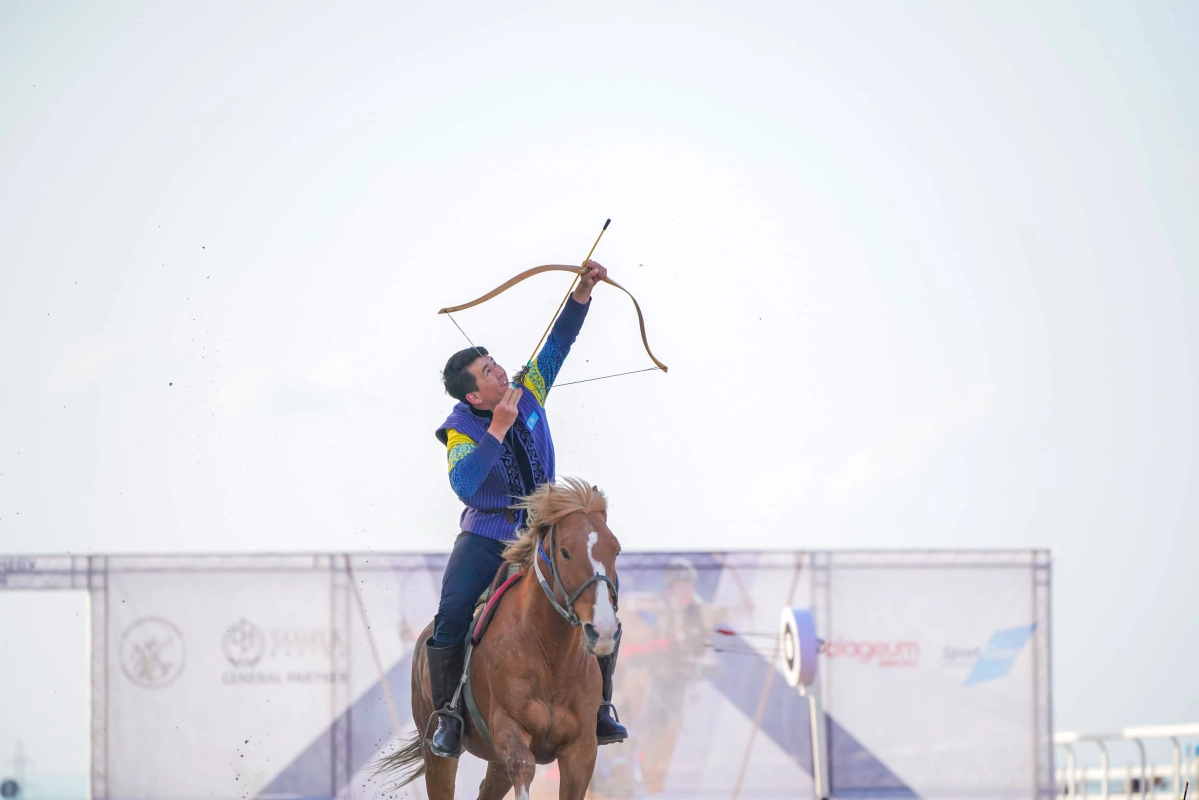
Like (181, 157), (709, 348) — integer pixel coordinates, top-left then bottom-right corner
(551, 499), (621, 655)
(508, 478), (622, 656)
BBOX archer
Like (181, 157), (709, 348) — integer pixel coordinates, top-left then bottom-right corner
(428, 259), (627, 759)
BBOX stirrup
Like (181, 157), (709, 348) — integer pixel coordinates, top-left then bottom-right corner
(432, 705), (464, 725)
(426, 705), (465, 757)
(599, 701), (620, 722)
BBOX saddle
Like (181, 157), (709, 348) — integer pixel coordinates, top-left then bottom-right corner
(470, 562), (523, 645)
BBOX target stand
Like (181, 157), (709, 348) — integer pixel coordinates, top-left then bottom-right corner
(780, 607), (829, 800)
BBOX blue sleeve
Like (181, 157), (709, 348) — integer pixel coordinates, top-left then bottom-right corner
(448, 433), (505, 500)
(524, 296), (589, 404)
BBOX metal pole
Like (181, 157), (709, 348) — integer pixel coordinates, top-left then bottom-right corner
(1098, 740), (1110, 800)
(801, 678), (830, 800)
(1170, 738), (1181, 798)
(1061, 744), (1077, 797)
(1132, 739), (1147, 800)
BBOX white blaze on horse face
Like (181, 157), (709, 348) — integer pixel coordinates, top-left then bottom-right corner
(587, 530), (618, 650)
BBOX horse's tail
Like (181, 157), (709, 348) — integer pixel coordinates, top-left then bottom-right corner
(373, 730), (426, 788)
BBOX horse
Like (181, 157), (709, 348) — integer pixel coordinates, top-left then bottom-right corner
(379, 478), (622, 800)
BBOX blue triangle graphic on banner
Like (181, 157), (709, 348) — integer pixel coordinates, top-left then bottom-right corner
(258, 556), (918, 799)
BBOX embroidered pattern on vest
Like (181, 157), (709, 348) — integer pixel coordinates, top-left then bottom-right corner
(498, 450), (524, 499)
(512, 420), (547, 486)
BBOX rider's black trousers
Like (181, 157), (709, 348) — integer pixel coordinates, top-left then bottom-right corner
(431, 531), (507, 648)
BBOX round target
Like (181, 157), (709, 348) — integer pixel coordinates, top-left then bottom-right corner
(779, 607), (818, 687)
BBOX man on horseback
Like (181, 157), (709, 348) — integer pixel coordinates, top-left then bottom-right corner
(430, 259), (627, 759)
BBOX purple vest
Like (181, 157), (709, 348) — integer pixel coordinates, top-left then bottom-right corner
(436, 390), (556, 540)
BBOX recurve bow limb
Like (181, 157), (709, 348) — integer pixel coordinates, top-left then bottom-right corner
(439, 265), (668, 374)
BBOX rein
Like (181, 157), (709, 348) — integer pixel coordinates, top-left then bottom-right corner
(532, 525), (619, 627)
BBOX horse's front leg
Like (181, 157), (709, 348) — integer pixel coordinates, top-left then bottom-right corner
(476, 761), (512, 800)
(556, 737), (598, 800)
(490, 714), (537, 800)
(421, 748), (459, 800)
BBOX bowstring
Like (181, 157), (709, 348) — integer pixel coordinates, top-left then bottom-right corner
(552, 367), (662, 387)
(444, 311), (487, 362)
(444, 308), (662, 389)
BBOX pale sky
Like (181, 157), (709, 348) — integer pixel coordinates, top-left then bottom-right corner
(1, 0), (1197, 789)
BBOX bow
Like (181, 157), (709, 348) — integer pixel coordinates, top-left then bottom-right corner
(439, 264), (668, 375)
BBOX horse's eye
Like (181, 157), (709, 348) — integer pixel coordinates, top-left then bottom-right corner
(560, 548), (571, 560)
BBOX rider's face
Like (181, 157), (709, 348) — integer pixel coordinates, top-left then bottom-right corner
(465, 355), (510, 410)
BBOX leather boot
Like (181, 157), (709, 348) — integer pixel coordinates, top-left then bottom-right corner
(426, 640), (466, 758)
(596, 634), (628, 745)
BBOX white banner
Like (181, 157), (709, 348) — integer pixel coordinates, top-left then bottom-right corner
(88, 550), (1052, 800)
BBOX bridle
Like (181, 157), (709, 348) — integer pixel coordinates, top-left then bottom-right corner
(532, 525), (619, 628)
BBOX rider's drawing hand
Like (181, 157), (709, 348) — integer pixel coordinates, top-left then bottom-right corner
(487, 386), (523, 440)
(573, 260), (608, 304)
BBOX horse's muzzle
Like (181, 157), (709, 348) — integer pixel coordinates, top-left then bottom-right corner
(582, 621), (616, 656)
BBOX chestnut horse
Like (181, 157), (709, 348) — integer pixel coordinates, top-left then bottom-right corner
(380, 479), (621, 800)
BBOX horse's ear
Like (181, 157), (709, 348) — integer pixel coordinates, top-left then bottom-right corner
(593, 485), (607, 519)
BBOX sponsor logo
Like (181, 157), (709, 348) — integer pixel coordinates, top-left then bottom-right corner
(223, 618), (267, 668)
(942, 645), (982, 666)
(220, 618), (348, 686)
(121, 618), (186, 689)
(963, 624), (1035, 686)
(824, 639), (920, 668)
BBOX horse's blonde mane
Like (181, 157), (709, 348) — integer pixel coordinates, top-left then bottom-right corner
(504, 478), (607, 567)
